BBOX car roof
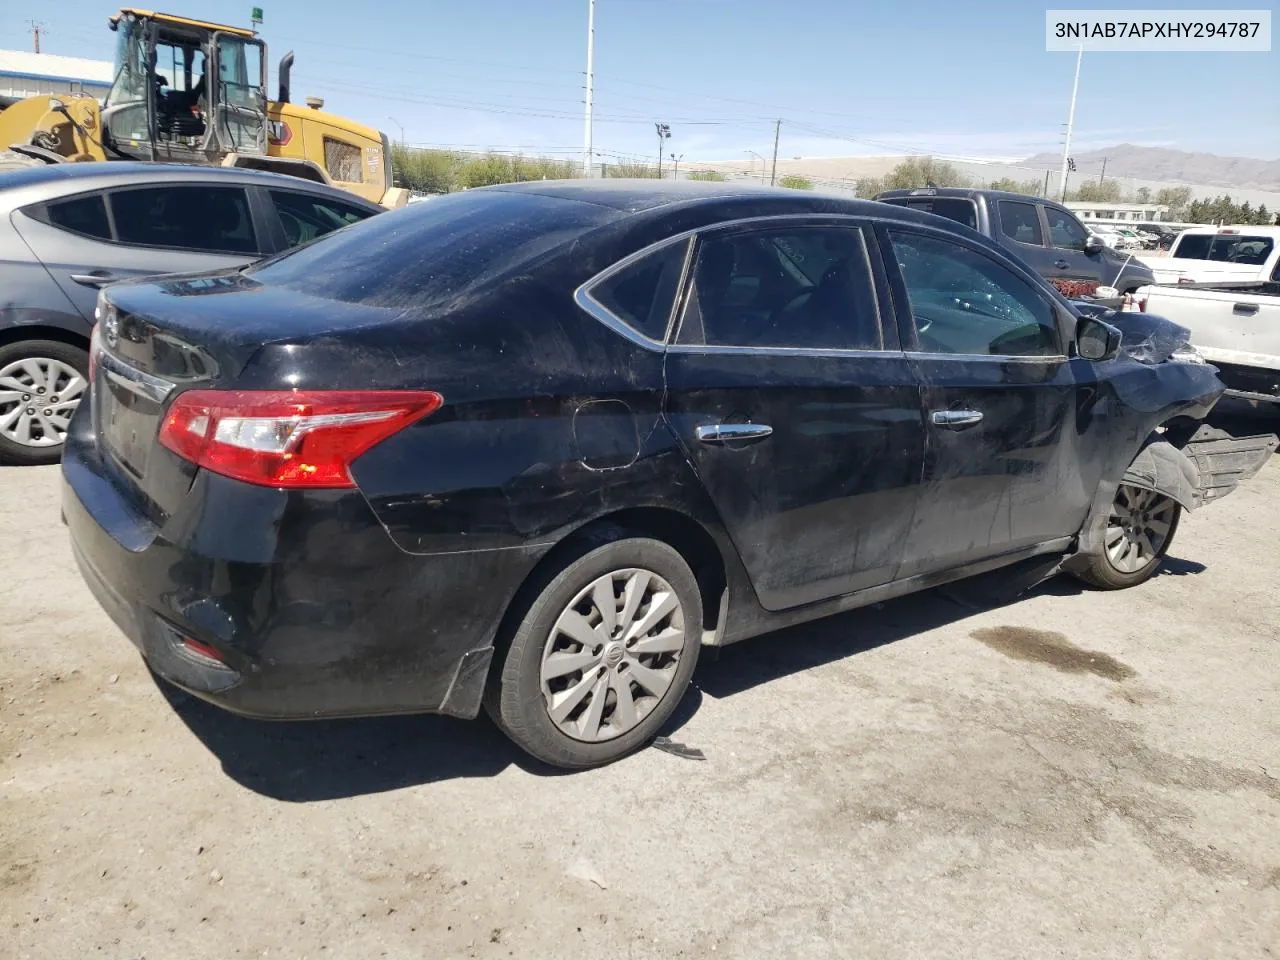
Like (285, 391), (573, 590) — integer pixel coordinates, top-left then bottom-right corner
(0, 161), (380, 210)
(876, 186), (1064, 206)
(484, 178), (891, 216)
(1174, 224), (1280, 236)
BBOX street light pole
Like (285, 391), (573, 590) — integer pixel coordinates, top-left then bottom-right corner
(769, 119), (781, 186)
(655, 122), (670, 178)
(388, 116), (404, 145)
(671, 153), (683, 178)
(746, 150), (766, 182)
(582, 0), (596, 177)
(1059, 45), (1082, 203)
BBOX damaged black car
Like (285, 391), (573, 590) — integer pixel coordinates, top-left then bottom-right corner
(61, 181), (1277, 768)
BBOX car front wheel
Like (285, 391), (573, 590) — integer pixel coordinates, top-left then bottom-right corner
(0, 340), (89, 466)
(1075, 483), (1181, 590)
(486, 534), (702, 768)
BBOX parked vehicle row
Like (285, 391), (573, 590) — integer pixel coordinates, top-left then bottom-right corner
(0, 163), (381, 464)
(61, 180), (1277, 768)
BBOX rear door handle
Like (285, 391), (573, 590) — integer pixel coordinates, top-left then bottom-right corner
(1053, 259), (1071, 269)
(1233, 302), (1259, 316)
(70, 271), (119, 288)
(695, 423), (773, 445)
(931, 409), (984, 429)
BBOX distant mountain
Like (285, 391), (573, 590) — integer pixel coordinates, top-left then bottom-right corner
(1022, 144), (1280, 193)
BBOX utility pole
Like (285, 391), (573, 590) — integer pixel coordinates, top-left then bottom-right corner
(1058, 45), (1082, 203)
(388, 116), (404, 146)
(655, 122), (670, 177)
(582, 0), (596, 178)
(1042, 170), (1051, 197)
(29, 20), (46, 54)
(1098, 156), (1107, 185)
(769, 119), (781, 186)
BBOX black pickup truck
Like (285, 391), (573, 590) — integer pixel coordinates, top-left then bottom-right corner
(875, 187), (1155, 299)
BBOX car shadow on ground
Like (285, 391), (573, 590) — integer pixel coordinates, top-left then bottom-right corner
(162, 554), (1204, 801)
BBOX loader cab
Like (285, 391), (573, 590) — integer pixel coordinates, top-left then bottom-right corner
(103, 9), (267, 165)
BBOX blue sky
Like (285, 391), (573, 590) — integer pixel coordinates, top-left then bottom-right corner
(4, 0), (1276, 163)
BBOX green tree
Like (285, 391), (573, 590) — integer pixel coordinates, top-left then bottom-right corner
(988, 177), (1043, 196)
(1071, 179), (1124, 203)
(1135, 186), (1152, 204)
(880, 157), (971, 190)
(854, 176), (885, 199)
(777, 174), (814, 190)
(603, 161), (659, 178)
(686, 169), (727, 181)
(1257, 204), (1271, 226)
(1155, 186), (1193, 218)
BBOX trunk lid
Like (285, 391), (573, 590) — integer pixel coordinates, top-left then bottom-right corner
(92, 271), (404, 522)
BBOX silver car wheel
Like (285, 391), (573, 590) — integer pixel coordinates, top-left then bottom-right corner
(1105, 484), (1177, 574)
(0, 357), (86, 449)
(540, 568), (686, 743)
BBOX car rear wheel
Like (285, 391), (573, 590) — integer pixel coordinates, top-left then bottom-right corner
(0, 340), (89, 466)
(1075, 483), (1181, 590)
(486, 535), (702, 768)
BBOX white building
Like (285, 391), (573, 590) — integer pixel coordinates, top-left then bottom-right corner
(0, 50), (114, 101)
(1066, 201), (1169, 223)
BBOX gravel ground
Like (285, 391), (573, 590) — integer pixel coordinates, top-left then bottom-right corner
(3, 417), (1279, 960)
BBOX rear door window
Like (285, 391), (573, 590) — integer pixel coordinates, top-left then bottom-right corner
(998, 200), (1044, 246)
(36, 194), (113, 240)
(587, 239), (689, 342)
(678, 225), (883, 350)
(108, 185), (257, 254)
(269, 190), (375, 247)
(881, 197), (978, 230)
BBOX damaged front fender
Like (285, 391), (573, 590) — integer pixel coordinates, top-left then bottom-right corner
(1071, 425), (1278, 568)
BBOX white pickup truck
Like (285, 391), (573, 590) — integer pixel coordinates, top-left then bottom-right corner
(1144, 225), (1280, 285)
(1135, 280), (1280, 407)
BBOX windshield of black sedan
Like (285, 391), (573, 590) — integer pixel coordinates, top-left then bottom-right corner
(246, 191), (614, 308)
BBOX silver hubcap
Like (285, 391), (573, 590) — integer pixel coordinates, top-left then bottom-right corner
(1106, 484), (1176, 574)
(540, 568), (686, 743)
(0, 357), (86, 448)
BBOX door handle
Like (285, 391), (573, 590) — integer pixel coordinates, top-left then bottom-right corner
(1053, 259), (1070, 269)
(1233, 302), (1259, 316)
(695, 423), (773, 445)
(70, 271), (119, 288)
(931, 409), (984, 429)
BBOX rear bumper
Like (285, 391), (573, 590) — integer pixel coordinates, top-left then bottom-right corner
(61, 405), (542, 721)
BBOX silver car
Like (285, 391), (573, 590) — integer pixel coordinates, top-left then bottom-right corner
(0, 162), (381, 464)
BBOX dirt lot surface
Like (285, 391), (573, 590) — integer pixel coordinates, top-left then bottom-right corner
(3, 424), (1280, 959)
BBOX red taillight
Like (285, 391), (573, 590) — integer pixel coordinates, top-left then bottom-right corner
(158, 390), (442, 489)
(180, 636), (227, 665)
(88, 324), (102, 383)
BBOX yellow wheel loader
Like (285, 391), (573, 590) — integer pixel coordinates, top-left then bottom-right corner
(0, 9), (408, 209)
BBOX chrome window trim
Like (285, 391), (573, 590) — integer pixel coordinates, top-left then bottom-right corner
(906, 351), (1069, 363)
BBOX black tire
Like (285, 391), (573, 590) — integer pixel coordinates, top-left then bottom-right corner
(485, 534), (702, 769)
(0, 339), (90, 466)
(1074, 484), (1182, 590)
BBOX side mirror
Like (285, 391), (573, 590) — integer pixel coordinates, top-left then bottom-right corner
(1084, 235), (1104, 255)
(1076, 315), (1122, 361)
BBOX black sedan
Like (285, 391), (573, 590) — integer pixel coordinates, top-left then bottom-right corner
(61, 181), (1276, 768)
